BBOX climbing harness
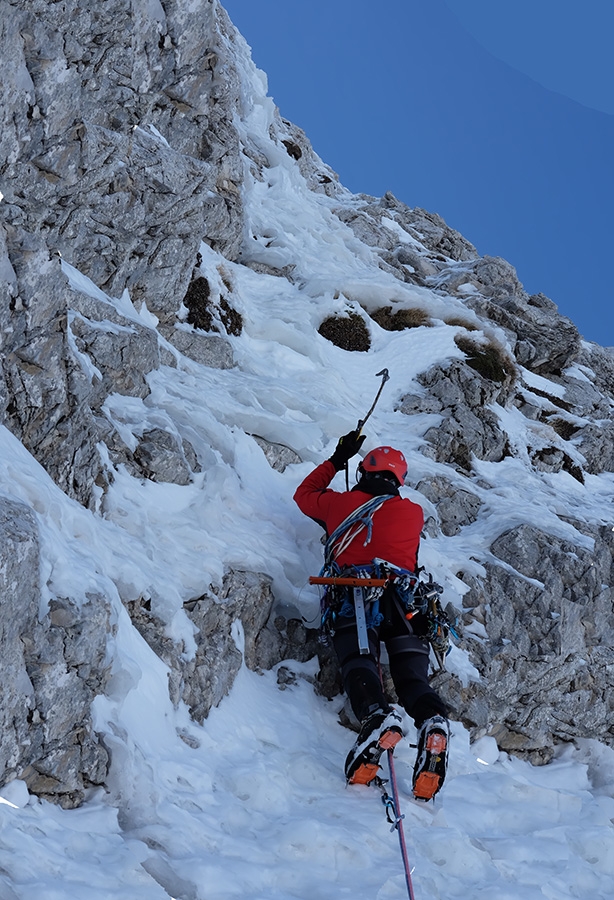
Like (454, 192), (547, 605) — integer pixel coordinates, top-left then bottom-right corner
(311, 559), (457, 670)
(311, 571), (386, 653)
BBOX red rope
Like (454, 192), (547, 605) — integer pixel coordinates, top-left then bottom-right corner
(386, 749), (416, 900)
(375, 656), (416, 899)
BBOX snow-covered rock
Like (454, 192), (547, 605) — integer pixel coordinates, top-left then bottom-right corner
(0, 2), (614, 895)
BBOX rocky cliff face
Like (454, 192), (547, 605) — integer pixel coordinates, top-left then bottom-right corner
(1, 0), (613, 805)
(1, 0), (246, 509)
(0, 0), (332, 803)
(0, 497), (110, 806)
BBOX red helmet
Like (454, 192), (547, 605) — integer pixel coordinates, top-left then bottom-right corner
(360, 446), (408, 485)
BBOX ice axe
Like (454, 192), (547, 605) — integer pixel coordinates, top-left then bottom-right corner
(344, 368), (390, 488)
(357, 368), (390, 435)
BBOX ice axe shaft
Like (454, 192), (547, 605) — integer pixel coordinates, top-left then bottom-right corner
(357, 368), (390, 434)
(344, 368), (390, 489)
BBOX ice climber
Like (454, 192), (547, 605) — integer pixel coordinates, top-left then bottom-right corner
(294, 430), (450, 801)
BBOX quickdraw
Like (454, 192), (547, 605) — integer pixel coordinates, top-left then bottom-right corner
(374, 753), (417, 900)
(372, 559), (458, 669)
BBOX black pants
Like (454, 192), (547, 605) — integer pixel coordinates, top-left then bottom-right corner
(331, 589), (448, 727)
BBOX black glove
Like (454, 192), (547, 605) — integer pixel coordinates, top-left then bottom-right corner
(329, 430), (366, 471)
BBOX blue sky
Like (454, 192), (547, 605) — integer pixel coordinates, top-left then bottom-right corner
(223, 0), (614, 348)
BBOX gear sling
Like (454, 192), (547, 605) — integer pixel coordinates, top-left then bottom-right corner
(310, 493), (395, 652)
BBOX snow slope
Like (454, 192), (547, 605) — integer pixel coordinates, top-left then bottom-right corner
(1, 6), (614, 899)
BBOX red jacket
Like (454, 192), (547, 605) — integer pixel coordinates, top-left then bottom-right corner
(294, 460), (424, 571)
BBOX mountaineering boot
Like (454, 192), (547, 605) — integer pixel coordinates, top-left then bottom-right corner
(412, 715), (449, 801)
(345, 708), (404, 785)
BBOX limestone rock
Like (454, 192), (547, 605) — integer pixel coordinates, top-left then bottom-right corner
(0, 0), (246, 507)
(415, 475), (482, 536)
(381, 195), (478, 262)
(400, 359), (513, 472)
(444, 523), (614, 756)
(270, 115), (343, 199)
(332, 193), (477, 286)
(0, 497), (111, 807)
(133, 428), (200, 485)
(160, 326), (235, 369)
(0, 498), (40, 782)
(438, 256), (582, 375)
(574, 422), (614, 475)
(126, 569), (321, 724)
(69, 309), (160, 401)
(577, 343), (614, 402)
(252, 436), (302, 472)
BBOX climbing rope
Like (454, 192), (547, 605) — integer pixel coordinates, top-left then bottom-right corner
(376, 753), (416, 900)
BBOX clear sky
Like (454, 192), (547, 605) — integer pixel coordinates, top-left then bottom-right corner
(222, 0), (614, 348)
